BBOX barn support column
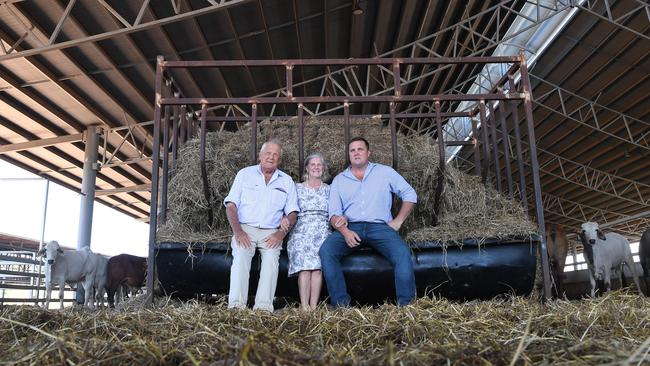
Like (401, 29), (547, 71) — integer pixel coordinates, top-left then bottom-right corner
(519, 57), (551, 300)
(35, 179), (50, 303)
(146, 55), (165, 306)
(76, 125), (100, 304)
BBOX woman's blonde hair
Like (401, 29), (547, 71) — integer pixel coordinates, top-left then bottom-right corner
(302, 152), (330, 182)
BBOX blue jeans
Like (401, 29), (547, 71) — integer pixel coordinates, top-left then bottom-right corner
(319, 222), (416, 307)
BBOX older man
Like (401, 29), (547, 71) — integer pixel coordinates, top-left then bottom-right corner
(224, 139), (299, 311)
(320, 137), (417, 307)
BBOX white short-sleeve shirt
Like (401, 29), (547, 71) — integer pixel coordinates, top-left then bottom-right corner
(224, 165), (299, 229)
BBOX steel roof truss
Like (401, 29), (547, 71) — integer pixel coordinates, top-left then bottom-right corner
(576, 0), (650, 41)
(0, 0), (252, 62)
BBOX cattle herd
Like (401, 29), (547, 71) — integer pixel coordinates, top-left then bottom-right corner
(36, 224), (649, 309)
(38, 241), (146, 309)
(546, 222), (650, 298)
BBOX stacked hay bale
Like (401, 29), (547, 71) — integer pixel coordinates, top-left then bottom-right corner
(157, 118), (536, 244)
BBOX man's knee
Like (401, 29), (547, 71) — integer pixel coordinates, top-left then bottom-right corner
(319, 245), (333, 263)
(319, 234), (339, 257)
(231, 240), (255, 255)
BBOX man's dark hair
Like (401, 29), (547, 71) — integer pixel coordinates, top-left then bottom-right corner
(348, 136), (370, 150)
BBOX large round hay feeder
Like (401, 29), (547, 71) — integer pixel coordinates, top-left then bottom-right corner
(156, 236), (538, 303)
(147, 57), (554, 303)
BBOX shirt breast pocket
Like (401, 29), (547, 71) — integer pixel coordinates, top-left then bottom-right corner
(241, 185), (258, 205)
(271, 188), (288, 210)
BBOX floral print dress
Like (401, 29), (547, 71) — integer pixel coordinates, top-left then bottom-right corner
(287, 182), (331, 276)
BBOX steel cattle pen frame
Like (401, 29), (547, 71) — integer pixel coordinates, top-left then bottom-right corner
(146, 55), (553, 303)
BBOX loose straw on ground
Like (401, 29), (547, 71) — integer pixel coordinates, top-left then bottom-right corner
(1, 291), (648, 365)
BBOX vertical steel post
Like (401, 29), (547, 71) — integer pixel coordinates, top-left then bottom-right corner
(250, 104), (258, 165)
(171, 94), (179, 172)
(344, 102), (350, 165)
(508, 78), (528, 212)
(520, 56), (551, 300)
(298, 104), (304, 174)
(488, 103), (502, 193)
(286, 65), (293, 97)
(189, 114), (195, 139)
(497, 104), (514, 198)
(179, 105), (187, 144)
(434, 101), (445, 168)
(432, 100), (446, 226)
(393, 63), (401, 97)
(479, 101), (490, 185)
(160, 92), (170, 224)
(200, 104), (213, 225)
(146, 55), (164, 306)
(389, 102), (398, 169)
(471, 116), (481, 177)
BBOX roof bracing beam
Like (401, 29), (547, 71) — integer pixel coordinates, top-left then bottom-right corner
(0, 116), (148, 213)
(0, 0), (252, 62)
(189, 0), (571, 120)
(408, 65), (650, 151)
(0, 62), (151, 203)
(522, 138), (649, 206)
(257, 0), (288, 116)
(0, 133), (83, 154)
(9, 0), (155, 138)
(99, 122), (154, 169)
(409, 0), (494, 121)
(96, 183), (151, 196)
(488, 135), (650, 208)
(599, 210), (650, 229)
(439, 76), (650, 205)
(575, 0), (650, 41)
(0, 3), (157, 207)
(529, 74), (650, 151)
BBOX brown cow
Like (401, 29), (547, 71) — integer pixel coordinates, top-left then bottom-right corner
(640, 228), (650, 296)
(545, 223), (569, 298)
(106, 254), (147, 307)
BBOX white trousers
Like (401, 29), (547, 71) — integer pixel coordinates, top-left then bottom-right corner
(228, 224), (281, 311)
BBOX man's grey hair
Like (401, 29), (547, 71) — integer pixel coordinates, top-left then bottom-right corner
(302, 152), (330, 182)
(260, 138), (283, 157)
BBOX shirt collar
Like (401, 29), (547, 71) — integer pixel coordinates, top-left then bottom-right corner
(343, 161), (376, 181)
(256, 164), (282, 183)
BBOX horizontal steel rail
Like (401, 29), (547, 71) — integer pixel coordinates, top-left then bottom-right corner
(0, 269), (44, 278)
(0, 255), (41, 265)
(162, 56), (522, 68)
(161, 93), (527, 106)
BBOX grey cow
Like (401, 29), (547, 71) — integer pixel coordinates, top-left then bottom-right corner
(580, 222), (641, 297)
(38, 240), (100, 309)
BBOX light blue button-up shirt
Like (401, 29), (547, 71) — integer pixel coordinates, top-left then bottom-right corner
(224, 165), (299, 229)
(329, 162), (417, 223)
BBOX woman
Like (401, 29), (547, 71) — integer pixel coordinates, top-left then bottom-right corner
(285, 153), (331, 310)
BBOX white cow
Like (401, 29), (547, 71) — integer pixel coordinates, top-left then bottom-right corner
(38, 241), (100, 309)
(580, 222), (641, 297)
(93, 255), (109, 307)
